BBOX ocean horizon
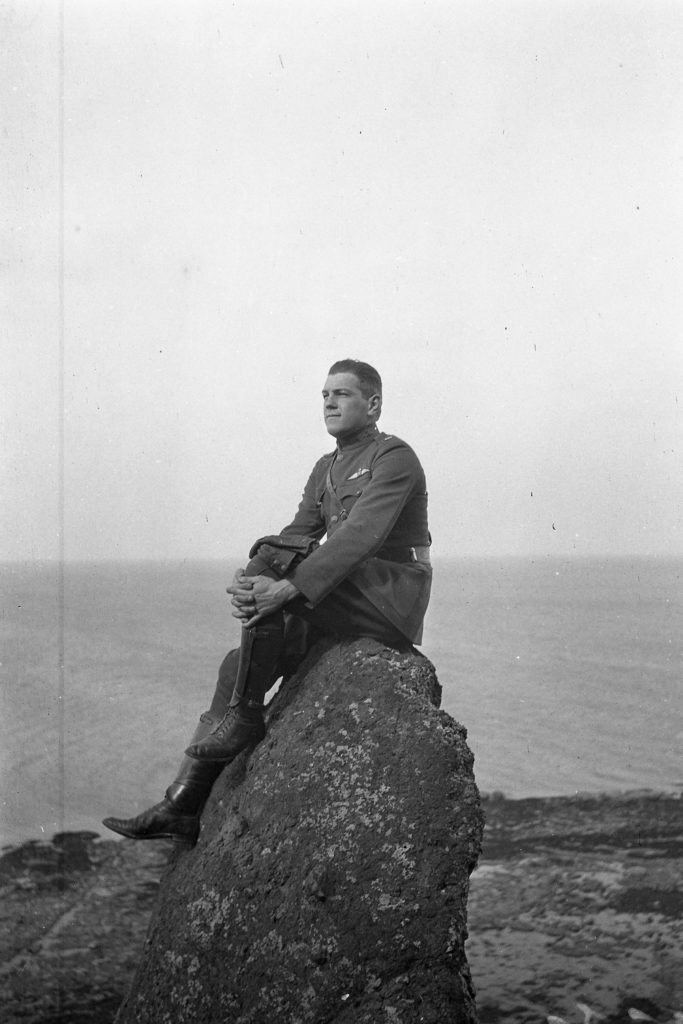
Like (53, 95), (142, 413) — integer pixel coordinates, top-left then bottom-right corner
(1, 555), (681, 848)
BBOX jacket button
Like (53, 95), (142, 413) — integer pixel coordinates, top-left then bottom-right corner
(331, 515), (338, 523)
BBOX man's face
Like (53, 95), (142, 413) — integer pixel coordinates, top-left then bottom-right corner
(322, 372), (378, 440)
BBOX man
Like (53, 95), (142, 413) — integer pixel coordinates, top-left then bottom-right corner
(103, 359), (431, 845)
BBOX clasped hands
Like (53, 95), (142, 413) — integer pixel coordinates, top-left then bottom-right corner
(226, 569), (300, 628)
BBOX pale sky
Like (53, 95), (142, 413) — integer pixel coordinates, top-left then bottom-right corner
(3, 0), (682, 561)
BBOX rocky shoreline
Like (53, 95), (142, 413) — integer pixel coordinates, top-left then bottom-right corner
(1, 791), (681, 1024)
(467, 791), (682, 1024)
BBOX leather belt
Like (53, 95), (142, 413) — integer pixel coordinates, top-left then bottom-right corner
(375, 544), (431, 565)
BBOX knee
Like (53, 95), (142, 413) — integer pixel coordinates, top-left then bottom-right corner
(244, 555), (280, 580)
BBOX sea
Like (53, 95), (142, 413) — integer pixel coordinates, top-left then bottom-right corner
(1, 557), (681, 849)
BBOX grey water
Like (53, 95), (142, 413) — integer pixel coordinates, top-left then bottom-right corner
(1, 557), (681, 848)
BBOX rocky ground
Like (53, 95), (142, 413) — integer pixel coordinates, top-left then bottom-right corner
(467, 792), (683, 1024)
(1, 791), (681, 1024)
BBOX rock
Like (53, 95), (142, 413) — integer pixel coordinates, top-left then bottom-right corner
(0, 836), (167, 1024)
(467, 793), (683, 1024)
(0, 830), (100, 890)
(115, 637), (484, 1024)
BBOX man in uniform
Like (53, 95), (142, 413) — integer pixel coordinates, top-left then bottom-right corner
(103, 359), (431, 845)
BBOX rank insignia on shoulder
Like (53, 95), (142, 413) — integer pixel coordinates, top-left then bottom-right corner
(347, 467), (370, 480)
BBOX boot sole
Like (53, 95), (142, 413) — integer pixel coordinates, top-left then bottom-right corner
(184, 739), (262, 763)
(184, 748), (243, 764)
(102, 819), (197, 845)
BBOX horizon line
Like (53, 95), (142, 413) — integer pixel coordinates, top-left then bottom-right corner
(2, 552), (682, 565)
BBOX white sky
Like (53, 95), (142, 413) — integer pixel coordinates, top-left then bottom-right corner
(3, 0), (682, 561)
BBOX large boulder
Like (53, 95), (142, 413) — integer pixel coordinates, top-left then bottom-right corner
(116, 637), (484, 1024)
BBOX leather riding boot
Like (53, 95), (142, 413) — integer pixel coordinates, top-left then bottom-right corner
(185, 622), (284, 764)
(102, 712), (224, 845)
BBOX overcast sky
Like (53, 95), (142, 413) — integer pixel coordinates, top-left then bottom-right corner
(3, 0), (682, 561)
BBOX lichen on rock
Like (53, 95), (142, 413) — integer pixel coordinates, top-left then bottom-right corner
(115, 637), (484, 1024)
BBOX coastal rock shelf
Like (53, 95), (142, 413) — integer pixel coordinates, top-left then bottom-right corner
(0, 834), (167, 1023)
(468, 792), (683, 1023)
(1, 792), (682, 1022)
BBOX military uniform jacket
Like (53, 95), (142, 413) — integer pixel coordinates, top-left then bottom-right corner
(280, 425), (431, 644)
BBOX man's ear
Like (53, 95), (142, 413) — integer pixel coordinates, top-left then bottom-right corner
(368, 393), (382, 419)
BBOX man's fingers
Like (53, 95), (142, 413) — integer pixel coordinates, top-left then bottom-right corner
(226, 571), (253, 595)
(228, 575), (286, 627)
(231, 604), (254, 619)
(231, 608), (261, 626)
(227, 583), (254, 597)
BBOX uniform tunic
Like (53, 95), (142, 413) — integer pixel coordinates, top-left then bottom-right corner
(279, 425), (431, 645)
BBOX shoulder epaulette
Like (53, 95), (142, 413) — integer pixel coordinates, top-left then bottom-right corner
(376, 432), (410, 451)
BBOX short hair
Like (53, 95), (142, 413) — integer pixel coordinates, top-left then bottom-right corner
(328, 359), (382, 400)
